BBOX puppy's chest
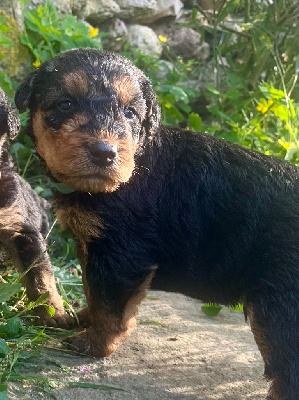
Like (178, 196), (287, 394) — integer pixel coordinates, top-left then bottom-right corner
(55, 200), (104, 252)
(54, 191), (157, 254)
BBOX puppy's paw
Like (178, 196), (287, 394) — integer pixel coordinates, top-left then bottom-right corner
(63, 328), (118, 357)
(34, 305), (76, 329)
(76, 307), (91, 327)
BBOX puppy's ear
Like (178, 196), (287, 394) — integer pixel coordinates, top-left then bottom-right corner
(15, 70), (38, 113)
(0, 88), (20, 139)
(141, 79), (161, 137)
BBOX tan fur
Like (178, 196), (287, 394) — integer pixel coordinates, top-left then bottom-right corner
(0, 203), (23, 243)
(65, 269), (156, 357)
(21, 255), (70, 325)
(246, 304), (269, 365)
(112, 76), (140, 106)
(33, 111), (138, 193)
(63, 71), (89, 98)
(56, 204), (103, 254)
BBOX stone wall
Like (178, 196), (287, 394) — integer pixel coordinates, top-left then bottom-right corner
(1, 0), (230, 96)
(20, 0), (213, 64)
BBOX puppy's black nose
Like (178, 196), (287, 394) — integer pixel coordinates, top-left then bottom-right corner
(90, 142), (118, 167)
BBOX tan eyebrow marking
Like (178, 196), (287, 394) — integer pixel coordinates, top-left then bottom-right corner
(111, 76), (140, 106)
(63, 71), (89, 97)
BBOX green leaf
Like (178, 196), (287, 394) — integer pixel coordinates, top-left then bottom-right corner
(259, 83), (285, 100)
(201, 304), (223, 317)
(0, 282), (22, 302)
(0, 339), (10, 356)
(43, 305), (55, 317)
(205, 85), (220, 95)
(159, 85), (188, 103)
(0, 72), (14, 97)
(229, 303), (243, 312)
(61, 16), (88, 37)
(216, 0), (241, 24)
(0, 317), (22, 338)
(272, 104), (292, 121)
(207, 104), (233, 122)
(162, 102), (183, 121)
(192, 7), (198, 20)
(188, 113), (202, 132)
(0, 32), (13, 46)
(285, 146), (298, 162)
(0, 384), (9, 400)
(220, 132), (239, 143)
(34, 292), (50, 306)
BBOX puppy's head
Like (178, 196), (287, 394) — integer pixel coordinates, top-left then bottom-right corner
(15, 49), (161, 193)
(0, 87), (20, 139)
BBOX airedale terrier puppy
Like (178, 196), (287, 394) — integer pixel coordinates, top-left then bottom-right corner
(15, 49), (298, 400)
(0, 87), (72, 328)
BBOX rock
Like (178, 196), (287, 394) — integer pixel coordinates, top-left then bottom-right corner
(72, 0), (120, 23)
(71, 0), (183, 25)
(25, 0), (72, 15)
(116, 0), (157, 22)
(102, 19), (128, 52)
(154, 0), (183, 22)
(0, 12), (30, 85)
(117, 0), (183, 23)
(1, 0), (24, 30)
(166, 27), (210, 61)
(127, 24), (162, 57)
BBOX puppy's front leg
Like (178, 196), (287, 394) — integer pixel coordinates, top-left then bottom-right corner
(9, 223), (74, 328)
(64, 259), (155, 357)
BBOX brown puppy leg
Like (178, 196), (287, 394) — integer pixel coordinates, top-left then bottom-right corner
(64, 270), (155, 356)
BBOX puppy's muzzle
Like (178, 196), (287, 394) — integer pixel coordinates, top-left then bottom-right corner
(90, 142), (118, 168)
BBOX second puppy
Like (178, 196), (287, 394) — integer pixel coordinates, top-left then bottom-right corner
(0, 87), (72, 328)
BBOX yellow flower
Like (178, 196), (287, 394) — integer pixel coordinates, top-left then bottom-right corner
(88, 26), (99, 38)
(158, 35), (168, 43)
(33, 60), (41, 68)
(278, 139), (292, 150)
(256, 102), (267, 113)
(256, 99), (274, 114)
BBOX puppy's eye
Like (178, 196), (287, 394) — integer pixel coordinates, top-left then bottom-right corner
(124, 107), (136, 119)
(56, 100), (73, 111)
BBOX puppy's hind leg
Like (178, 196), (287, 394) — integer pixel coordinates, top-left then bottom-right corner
(246, 270), (299, 400)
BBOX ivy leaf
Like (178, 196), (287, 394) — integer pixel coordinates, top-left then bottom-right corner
(188, 113), (202, 132)
(0, 339), (10, 356)
(201, 304), (223, 317)
(0, 282), (22, 302)
(0, 317), (22, 339)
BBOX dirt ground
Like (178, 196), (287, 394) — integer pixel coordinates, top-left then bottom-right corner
(8, 291), (268, 400)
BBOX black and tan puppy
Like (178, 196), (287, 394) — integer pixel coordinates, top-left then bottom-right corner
(15, 49), (298, 400)
(0, 87), (72, 328)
